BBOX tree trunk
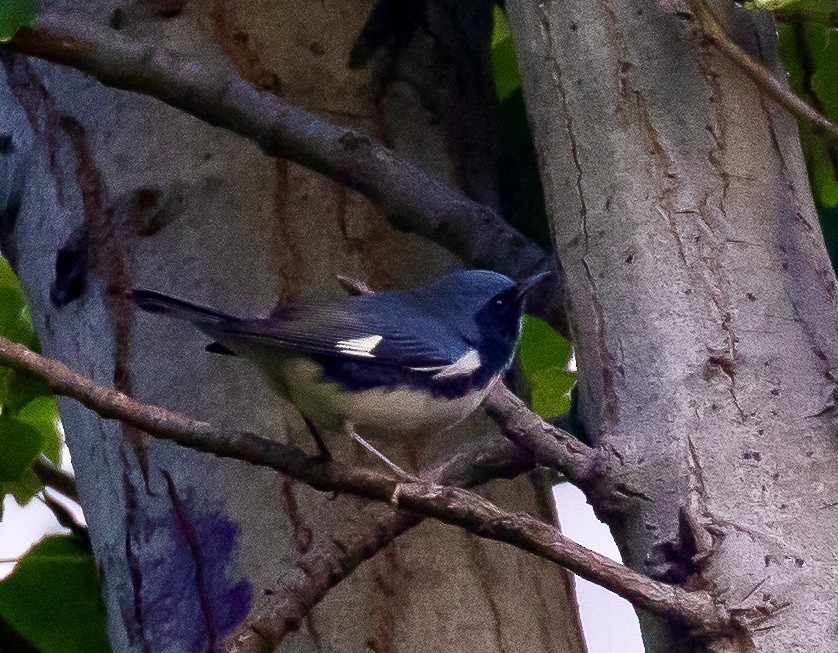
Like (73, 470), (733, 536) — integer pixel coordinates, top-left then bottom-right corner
(1, 1), (586, 652)
(508, 0), (838, 650)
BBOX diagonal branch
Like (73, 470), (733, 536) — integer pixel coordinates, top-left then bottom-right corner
(485, 383), (601, 486)
(33, 457), (79, 501)
(687, 0), (838, 146)
(227, 437), (533, 652)
(225, 277), (601, 651)
(0, 333), (729, 634)
(2, 12), (566, 333)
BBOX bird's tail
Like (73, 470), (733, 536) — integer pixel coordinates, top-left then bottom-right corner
(130, 289), (234, 326)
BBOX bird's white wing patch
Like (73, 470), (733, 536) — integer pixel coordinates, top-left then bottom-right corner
(336, 334), (383, 358)
(410, 349), (482, 379)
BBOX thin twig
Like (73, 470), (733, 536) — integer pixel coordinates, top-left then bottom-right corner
(0, 334), (728, 632)
(687, 0), (838, 146)
(39, 492), (89, 541)
(2, 12), (566, 333)
(32, 457), (79, 501)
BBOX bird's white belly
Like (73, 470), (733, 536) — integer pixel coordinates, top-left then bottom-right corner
(272, 356), (491, 433)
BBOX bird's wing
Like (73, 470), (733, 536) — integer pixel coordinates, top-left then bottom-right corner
(214, 299), (469, 370)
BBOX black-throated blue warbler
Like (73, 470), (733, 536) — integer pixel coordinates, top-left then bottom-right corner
(132, 269), (547, 472)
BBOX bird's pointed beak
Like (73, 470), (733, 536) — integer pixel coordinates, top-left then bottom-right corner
(515, 271), (551, 302)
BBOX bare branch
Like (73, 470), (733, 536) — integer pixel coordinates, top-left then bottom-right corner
(32, 457), (79, 501)
(2, 12), (566, 333)
(687, 0), (838, 146)
(485, 383), (601, 486)
(227, 437), (533, 652)
(39, 492), (89, 540)
(230, 383), (618, 650)
(226, 280), (595, 650)
(0, 333), (728, 633)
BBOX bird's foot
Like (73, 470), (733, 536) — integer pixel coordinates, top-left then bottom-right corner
(302, 416), (332, 463)
(346, 426), (421, 482)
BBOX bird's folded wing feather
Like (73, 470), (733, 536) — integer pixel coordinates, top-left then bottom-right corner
(215, 302), (467, 370)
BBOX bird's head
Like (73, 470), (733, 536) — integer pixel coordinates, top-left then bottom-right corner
(413, 269), (550, 367)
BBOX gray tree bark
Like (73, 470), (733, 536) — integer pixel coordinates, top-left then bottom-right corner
(1, 1), (586, 652)
(508, 0), (838, 651)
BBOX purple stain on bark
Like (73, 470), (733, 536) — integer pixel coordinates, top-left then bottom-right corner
(50, 228), (89, 308)
(0, 133), (14, 154)
(125, 471), (252, 653)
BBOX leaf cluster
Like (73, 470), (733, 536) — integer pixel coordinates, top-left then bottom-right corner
(0, 259), (61, 512)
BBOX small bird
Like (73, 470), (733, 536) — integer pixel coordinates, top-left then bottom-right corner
(132, 269), (547, 474)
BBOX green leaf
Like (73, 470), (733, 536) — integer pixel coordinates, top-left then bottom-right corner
(18, 396), (62, 464)
(530, 367), (576, 418)
(0, 257), (38, 351)
(745, 0), (838, 13)
(491, 6), (522, 102)
(745, 0), (803, 9)
(518, 316), (572, 377)
(0, 417), (44, 482)
(2, 372), (52, 414)
(779, 22), (838, 207)
(0, 0), (35, 42)
(5, 466), (43, 504)
(517, 317), (576, 418)
(0, 287), (36, 349)
(0, 535), (112, 653)
(0, 401), (60, 506)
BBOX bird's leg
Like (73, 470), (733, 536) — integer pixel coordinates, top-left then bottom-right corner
(345, 422), (420, 481)
(302, 416), (332, 463)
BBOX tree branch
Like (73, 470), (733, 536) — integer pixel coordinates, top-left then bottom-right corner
(229, 386), (604, 652)
(687, 0), (838, 146)
(32, 457), (79, 501)
(485, 383), (601, 487)
(226, 277), (599, 651)
(0, 333), (728, 633)
(227, 437), (533, 652)
(2, 12), (566, 333)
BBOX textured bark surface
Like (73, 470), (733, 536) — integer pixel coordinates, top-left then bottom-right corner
(1, 1), (586, 652)
(508, 0), (838, 651)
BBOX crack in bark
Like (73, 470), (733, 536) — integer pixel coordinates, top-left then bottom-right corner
(61, 115), (153, 489)
(695, 31), (732, 220)
(280, 478), (314, 555)
(272, 158), (304, 306)
(162, 470), (220, 652)
(120, 447), (153, 653)
(369, 545), (399, 653)
(682, 436), (715, 576)
(537, 2), (619, 435)
(595, 0), (632, 123)
(633, 90), (687, 267)
(690, 32), (744, 370)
